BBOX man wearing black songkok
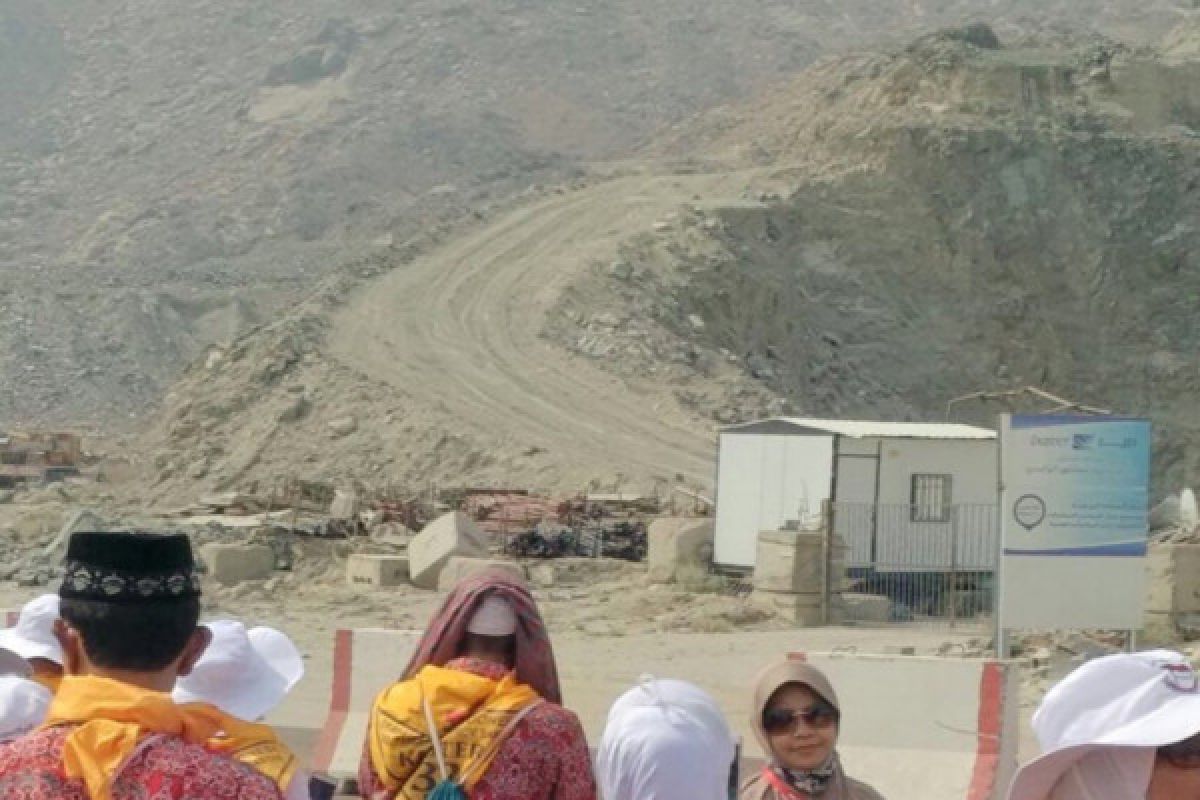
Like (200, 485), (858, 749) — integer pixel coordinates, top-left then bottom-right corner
(0, 532), (282, 800)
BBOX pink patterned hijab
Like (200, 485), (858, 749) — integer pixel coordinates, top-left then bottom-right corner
(402, 567), (562, 704)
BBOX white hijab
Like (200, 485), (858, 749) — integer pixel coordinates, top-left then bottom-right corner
(0, 674), (52, 742)
(596, 678), (736, 800)
(1048, 748), (1154, 800)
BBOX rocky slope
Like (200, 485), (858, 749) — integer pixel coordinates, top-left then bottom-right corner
(1, 0), (1192, 428)
(134, 25), (1200, 502)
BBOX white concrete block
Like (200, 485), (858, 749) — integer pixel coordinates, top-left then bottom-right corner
(201, 543), (275, 586)
(346, 554), (409, 588)
(408, 511), (489, 589)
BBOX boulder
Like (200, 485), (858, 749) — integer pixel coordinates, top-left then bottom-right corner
(200, 543), (275, 586)
(347, 554), (409, 588)
(436, 557), (526, 591)
(328, 416), (358, 437)
(646, 517), (714, 584)
(408, 512), (489, 589)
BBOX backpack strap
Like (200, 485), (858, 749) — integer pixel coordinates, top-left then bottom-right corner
(421, 692), (451, 783)
(459, 699), (545, 788)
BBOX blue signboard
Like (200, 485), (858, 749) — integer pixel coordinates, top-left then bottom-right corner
(1002, 415), (1150, 557)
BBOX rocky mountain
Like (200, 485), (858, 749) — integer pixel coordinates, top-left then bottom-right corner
(0, 0), (1192, 429)
(133, 24), (1200, 502)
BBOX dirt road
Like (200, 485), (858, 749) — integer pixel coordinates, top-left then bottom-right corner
(327, 173), (752, 489)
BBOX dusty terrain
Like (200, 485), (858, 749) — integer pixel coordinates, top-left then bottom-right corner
(0, 0), (1193, 429)
(131, 24), (1200, 503)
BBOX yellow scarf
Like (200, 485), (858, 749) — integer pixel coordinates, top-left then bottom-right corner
(42, 675), (297, 800)
(367, 665), (540, 800)
(31, 667), (62, 695)
(206, 718), (300, 791)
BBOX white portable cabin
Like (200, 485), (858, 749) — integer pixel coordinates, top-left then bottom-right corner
(713, 417), (998, 572)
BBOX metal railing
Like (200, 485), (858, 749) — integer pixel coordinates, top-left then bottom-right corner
(831, 502), (997, 627)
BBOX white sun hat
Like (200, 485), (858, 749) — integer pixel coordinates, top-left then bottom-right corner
(1007, 649), (1200, 800)
(0, 646), (30, 678)
(173, 619), (305, 721)
(0, 594), (63, 666)
(0, 674), (52, 742)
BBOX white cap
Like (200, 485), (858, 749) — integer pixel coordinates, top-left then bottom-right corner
(466, 596), (518, 637)
(0, 595), (63, 666)
(0, 675), (52, 742)
(1008, 649), (1200, 800)
(173, 619), (305, 721)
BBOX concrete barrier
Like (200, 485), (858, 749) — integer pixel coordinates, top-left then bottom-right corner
(312, 628), (423, 779)
(312, 631), (1017, 800)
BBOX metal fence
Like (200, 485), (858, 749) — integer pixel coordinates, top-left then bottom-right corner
(831, 502), (998, 628)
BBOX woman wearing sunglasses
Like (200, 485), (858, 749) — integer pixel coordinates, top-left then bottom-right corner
(1008, 649), (1200, 800)
(740, 659), (884, 800)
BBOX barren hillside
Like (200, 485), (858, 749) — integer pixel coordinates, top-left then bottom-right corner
(135, 25), (1200, 503)
(0, 0), (1192, 428)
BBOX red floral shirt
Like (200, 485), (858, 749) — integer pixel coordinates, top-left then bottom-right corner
(0, 726), (282, 800)
(359, 658), (596, 800)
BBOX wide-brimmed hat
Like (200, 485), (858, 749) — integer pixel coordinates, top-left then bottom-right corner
(0, 674), (52, 741)
(1008, 649), (1200, 800)
(0, 647), (30, 678)
(172, 619), (304, 721)
(0, 594), (63, 665)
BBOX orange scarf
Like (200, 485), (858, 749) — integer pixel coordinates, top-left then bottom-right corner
(43, 675), (297, 800)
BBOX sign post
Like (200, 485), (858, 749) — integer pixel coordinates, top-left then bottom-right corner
(996, 414), (1151, 654)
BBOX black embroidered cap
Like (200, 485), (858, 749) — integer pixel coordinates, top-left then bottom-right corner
(60, 532), (201, 603)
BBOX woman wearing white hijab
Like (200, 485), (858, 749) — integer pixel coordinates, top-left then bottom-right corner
(0, 646), (50, 743)
(1008, 649), (1200, 800)
(596, 677), (737, 800)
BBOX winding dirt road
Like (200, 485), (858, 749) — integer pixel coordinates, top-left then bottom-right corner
(327, 173), (748, 488)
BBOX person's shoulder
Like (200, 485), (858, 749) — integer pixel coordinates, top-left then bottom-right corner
(526, 701), (583, 729)
(844, 774), (887, 800)
(137, 737), (283, 799)
(737, 770), (770, 800)
(0, 726), (69, 762)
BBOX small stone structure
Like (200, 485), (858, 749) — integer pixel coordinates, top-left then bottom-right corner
(1145, 543), (1200, 639)
(346, 554), (409, 588)
(751, 528), (829, 625)
(646, 517), (714, 583)
(201, 543), (275, 586)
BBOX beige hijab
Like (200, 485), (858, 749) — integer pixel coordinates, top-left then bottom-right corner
(740, 658), (885, 800)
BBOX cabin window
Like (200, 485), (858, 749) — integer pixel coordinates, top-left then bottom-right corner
(910, 474), (952, 522)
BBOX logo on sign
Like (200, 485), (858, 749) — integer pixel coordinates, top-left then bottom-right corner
(1013, 494), (1047, 531)
(1072, 434), (1094, 450)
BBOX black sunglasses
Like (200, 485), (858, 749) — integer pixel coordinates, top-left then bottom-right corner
(762, 701), (839, 734)
(1159, 734), (1200, 769)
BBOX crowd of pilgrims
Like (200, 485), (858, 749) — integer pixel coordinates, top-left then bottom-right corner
(0, 532), (1196, 799)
